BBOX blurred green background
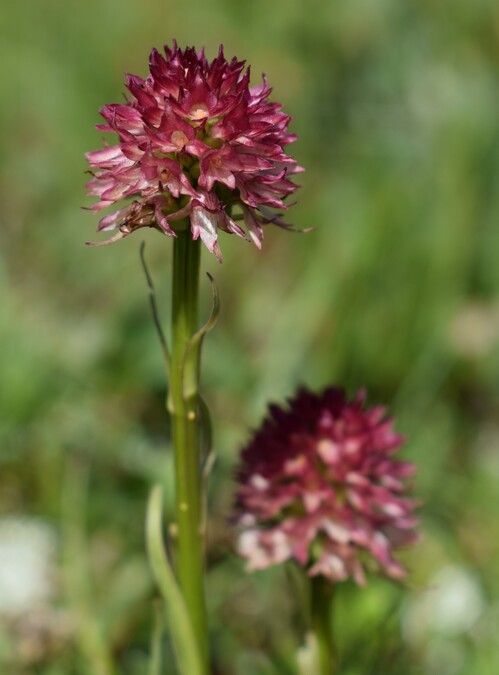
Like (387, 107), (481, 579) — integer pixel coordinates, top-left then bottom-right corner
(1, 0), (499, 673)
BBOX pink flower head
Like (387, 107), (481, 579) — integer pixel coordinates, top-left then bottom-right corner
(235, 388), (419, 585)
(85, 42), (303, 260)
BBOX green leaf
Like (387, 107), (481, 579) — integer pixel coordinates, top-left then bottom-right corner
(149, 599), (164, 675)
(139, 241), (171, 375)
(146, 485), (204, 675)
(198, 393), (214, 469)
(182, 273), (220, 401)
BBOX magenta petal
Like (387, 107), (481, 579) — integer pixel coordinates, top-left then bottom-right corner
(85, 145), (124, 166)
(153, 204), (176, 237)
(191, 205), (222, 262)
(98, 210), (123, 231)
(242, 207), (263, 248)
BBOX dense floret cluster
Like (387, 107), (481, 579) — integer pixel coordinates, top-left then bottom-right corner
(235, 388), (418, 584)
(86, 43), (302, 260)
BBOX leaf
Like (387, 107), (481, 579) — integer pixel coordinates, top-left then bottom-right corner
(139, 241), (171, 375)
(198, 394), (214, 469)
(146, 485), (204, 675)
(149, 599), (164, 675)
(182, 273), (220, 400)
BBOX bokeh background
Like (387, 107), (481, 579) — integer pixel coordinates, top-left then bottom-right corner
(1, 1), (499, 673)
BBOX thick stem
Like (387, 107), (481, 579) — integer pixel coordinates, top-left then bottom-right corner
(169, 230), (208, 670)
(310, 576), (336, 675)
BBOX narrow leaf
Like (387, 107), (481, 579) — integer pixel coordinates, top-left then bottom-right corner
(146, 485), (203, 675)
(198, 394), (214, 469)
(140, 241), (171, 375)
(182, 273), (220, 400)
(149, 600), (164, 675)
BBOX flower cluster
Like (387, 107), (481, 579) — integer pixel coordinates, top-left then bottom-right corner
(235, 388), (418, 585)
(85, 43), (302, 260)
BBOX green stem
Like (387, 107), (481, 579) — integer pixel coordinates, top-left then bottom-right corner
(310, 576), (336, 675)
(168, 230), (208, 670)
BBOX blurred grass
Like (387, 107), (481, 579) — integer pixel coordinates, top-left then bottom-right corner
(1, 0), (499, 673)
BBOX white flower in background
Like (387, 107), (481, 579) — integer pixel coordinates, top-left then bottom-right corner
(402, 564), (485, 645)
(0, 517), (57, 617)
